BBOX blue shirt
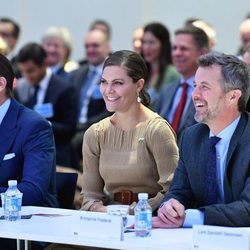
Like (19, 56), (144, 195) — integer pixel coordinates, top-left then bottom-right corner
(0, 98), (10, 124)
(183, 115), (241, 228)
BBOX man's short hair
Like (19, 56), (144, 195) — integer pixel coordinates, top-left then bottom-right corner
(0, 17), (20, 39)
(198, 52), (250, 112)
(89, 19), (111, 40)
(17, 42), (47, 66)
(175, 25), (209, 50)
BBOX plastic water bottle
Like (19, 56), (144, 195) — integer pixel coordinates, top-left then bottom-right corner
(4, 180), (22, 221)
(134, 193), (152, 237)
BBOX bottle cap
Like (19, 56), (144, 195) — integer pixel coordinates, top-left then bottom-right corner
(138, 193), (148, 200)
(8, 180), (17, 186)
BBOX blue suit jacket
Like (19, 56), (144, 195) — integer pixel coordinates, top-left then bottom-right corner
(0, 99), (58, 207)
(15, 74), (77, 166)
(69, 65), (110, 126)
(161, 112), (250, 226)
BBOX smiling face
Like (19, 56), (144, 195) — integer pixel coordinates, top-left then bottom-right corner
(85, 30), (110, 66)
(100, 66), (142, 113)
(42, 36), (66, 66)
(172, 34), (203, 79)
(192, 65), (239, 127)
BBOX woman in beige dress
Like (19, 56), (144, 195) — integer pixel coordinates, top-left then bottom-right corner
(81, 50), (179, 213)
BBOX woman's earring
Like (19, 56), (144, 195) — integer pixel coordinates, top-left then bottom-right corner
(137, 94), (141, 103)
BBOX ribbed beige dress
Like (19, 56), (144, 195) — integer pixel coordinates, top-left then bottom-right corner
(81, 115), (179, 211)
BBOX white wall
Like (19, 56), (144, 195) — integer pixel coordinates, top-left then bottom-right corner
(1, 0), (249, 61)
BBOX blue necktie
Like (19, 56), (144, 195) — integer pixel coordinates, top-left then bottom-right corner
(29, 85), (40, 108)
(204, 136), (221, 205)
(79, 69), (97, 109)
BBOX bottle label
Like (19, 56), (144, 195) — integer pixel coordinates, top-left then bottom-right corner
(6, 197), (22, 212)
(136, 211), (152, 228)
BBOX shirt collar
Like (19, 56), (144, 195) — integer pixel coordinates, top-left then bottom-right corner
(0, 98), (11, 124)
(37, 68), (52, 91)
(50, 63), (63, 74)
(180, 75), (195, 89)
(209, 115), (241, 142)
(88, 63), (103, 75)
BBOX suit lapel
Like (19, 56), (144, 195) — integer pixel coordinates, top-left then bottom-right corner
(178, 101), (195, 132)
(160, 81), (180, 118)
(224, 114), (246, 202)
(0, 99), (20, 164)
(44, 75), (56, 103)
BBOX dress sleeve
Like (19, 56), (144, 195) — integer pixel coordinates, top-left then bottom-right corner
(146, 118), (179, 211)
(80, 123), (106, 210)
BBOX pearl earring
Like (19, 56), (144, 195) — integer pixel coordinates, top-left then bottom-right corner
(137, 95), (141, 103)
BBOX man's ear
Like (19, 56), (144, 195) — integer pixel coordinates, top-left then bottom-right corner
(0, 76), (7, 92)
(229, 89), (242, 104)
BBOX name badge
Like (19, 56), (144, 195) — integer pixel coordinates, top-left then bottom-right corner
(192, 225), (249, 250)
(72, 211), (123, 241)
(34, 103), (54, 118)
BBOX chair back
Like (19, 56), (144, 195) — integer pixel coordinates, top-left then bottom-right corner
(56, 172), (78, 209)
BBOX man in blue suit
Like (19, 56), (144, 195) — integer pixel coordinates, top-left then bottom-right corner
(153, 52), (250, 228)
(0, 53), (58, 248)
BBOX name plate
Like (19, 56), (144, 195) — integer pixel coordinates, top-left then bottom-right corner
(72, 211), (123, 241)
(192, 225), (249, 250)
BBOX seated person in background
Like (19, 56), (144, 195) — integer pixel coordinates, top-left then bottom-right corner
(153, 52), (250, 228)
(237, 18), (250, 57)
(81, 50), (179, 213)
(141, 22), (180, 109)
(132, 26), (144, 54)
(0, 17), (21, 78)
(0, 54), (58, 249)
(155, 26), (209, 142)
(70, 29), (111, 170)
(42, 26), (78, 79)
(15, 43), (77, 167)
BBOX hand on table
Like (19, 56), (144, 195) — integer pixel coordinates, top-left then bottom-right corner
(152, 198), (185, 228)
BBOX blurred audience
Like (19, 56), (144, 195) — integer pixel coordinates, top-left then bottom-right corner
(70, 29), (111, 170)
(190, 20), (216, 50)
(132, 26), (144, 54)
(141, 22), (180, 108)
(237, 18), (250, 57)
(79, 19), (112, 66)
(15, 43), (77, 167)
(0, 37), (8, 55)
(89, 19), (112, 41)
(0, 17), (21, 78)
(42, 26), (78, 80)
(156, 26), (209, 141)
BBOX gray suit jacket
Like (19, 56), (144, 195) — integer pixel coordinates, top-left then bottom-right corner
(156, 80), (196, 142)
(161, 112), (250, 226)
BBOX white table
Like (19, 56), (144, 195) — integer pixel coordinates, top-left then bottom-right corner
(0, 206), (192, 250)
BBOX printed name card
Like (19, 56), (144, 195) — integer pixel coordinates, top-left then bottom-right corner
(71, 211), (123, 241)
(192, 225), (249, 250)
